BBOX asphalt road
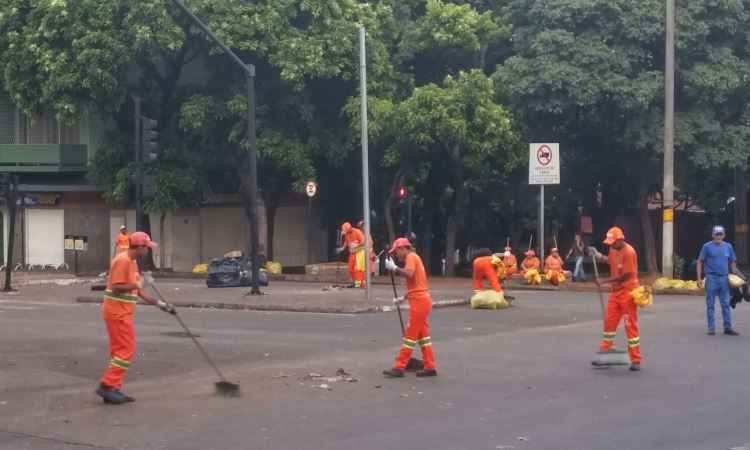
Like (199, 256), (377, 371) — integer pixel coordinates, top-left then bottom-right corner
(1, 289), (749, 450)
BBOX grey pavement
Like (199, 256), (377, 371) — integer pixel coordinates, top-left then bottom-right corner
(1, 288), (749, 450)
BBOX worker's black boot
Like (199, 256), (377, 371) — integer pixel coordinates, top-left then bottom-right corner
(416, 369), (438, 377)
(382, 368), (405, 378)
(629, 363), (641, 371)
(96, 384), (128, 405)
(725, 328), (740, 336)
(115, 390), (135, 403)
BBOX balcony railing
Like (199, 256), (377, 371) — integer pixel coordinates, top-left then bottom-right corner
(0, 144), (87, 172)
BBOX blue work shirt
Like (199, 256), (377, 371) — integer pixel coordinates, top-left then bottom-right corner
(698, 241), (736, 277)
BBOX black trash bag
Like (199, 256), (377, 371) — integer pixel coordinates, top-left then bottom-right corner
(206, 257), (269, 288)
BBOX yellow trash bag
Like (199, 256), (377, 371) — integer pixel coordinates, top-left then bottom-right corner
(684, 280), (700, 291)
(631, 286), (653, 308)
(669, 279), (688, 290)
(264, 261), (282, 275)
(470, 290), (509, 310)
(728, 274), (746, 288)
(192, 263), (208, 274)
(652, 277), (671, 290)
(524, 269), (542, 285)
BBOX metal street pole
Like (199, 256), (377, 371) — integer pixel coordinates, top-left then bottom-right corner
(306, 196), (313, 264)
(359, 27), (371, 302)
(169, 0), (261, 294)
(133, 96), (143, 231)
(662, 0), (676, 277)
(540, 185), (545, 269)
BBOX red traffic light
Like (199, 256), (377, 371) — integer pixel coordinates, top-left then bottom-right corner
(398, 186), (407, 198)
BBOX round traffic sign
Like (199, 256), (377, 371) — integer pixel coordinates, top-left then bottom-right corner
(305, 181), (318, 198)
(536, 145), (552, 166)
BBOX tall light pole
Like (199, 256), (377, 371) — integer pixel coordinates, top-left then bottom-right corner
(170, 0), (262, 294)
(359, 27), (372, 302)
(662, 0), (676, 277)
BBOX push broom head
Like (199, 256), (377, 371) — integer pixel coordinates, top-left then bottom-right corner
(215, 381), (242, 397)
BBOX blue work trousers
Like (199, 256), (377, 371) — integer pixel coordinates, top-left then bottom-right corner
(705, 275), (732, 331)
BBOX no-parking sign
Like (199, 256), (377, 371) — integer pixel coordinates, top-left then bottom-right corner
(529, 143), (560, 185)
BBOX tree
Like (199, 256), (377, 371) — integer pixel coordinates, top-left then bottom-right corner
(372, 70), (521, 275)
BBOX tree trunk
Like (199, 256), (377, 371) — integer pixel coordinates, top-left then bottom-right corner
(159, 212), (166, 269)
(384, 168), (405, 244)
(639, 191), (659, 274)
(444, 149), (466, 277)
(4, 176), (17, 291)
(263, 193), (280, 262)
(735, 168), (748, 265)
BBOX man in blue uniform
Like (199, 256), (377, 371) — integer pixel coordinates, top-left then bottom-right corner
(697, 226), (739, 336)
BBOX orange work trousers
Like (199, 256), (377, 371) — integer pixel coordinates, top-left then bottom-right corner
(348, 251), (366, 288)
(599, 289), (642, 364)
(393, 293), (436, 370)
(100, 316), (136, 389)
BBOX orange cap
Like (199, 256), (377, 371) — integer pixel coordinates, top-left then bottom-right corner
(129, 231), (158, 249)
(389, 237), (412, 254)
(603, 227), (625, 245)
(341, 222), (352, 234)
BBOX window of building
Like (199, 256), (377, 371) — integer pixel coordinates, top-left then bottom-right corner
(0, 93), (80, 145)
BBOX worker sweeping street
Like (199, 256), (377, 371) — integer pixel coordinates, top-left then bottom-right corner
(337, 222), (366, 288)
(589, 227), (643, 371)
(473, 253), (506, 293)
(114, 225), (130, 256)
(521, 250), (542, 285)
(96, 231), (176, 405)
(544, 248), (566, 286)
(503, 246), (518, 276)
(696, 226), (740, 336)
(383, 238), (437, 378)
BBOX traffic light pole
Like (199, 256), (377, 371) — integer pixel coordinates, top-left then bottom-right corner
(170, 0), (262, 295)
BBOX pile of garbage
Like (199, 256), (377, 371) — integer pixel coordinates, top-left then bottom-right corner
(652, 277), (700, 291)
(470, 290), (510, 310)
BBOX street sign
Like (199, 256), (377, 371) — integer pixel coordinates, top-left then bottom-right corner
(305, 181), (318, 198)
(529, 143), (560, 185)
(64, 235), (75, 251)
(74, 236), (88, 252)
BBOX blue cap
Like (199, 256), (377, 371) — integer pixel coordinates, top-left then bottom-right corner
(712, 226), (725, 236)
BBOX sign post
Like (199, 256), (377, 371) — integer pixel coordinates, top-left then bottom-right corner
(65, 235), (88, 276)
(305, 181), (318, 265)
(529, 143), (561, 267)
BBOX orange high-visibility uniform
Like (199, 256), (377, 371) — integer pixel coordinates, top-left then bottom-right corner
(544, 255), (565, 284)
(345, 228), (366, 287)
(393, 252), (436, 371)
(503, 254), (518, 275)
(115, 233), (130, 254)
(100, 251), (140, 389)
(599, 243), (642, 364)
(521, 256), (540, 274)
(473, 256), (502, 293)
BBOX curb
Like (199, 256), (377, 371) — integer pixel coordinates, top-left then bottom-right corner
(75, 296), (471, 314)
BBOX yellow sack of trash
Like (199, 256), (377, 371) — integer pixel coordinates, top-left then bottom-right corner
(470, 290), (509, 310)
(192, 263), (208, 274)
(728, 274), (746, 288)
(524, 269), (542, 285)
(631, 286), (653, 308)
(264, 261), (282, 275)
(652, 277), (671, 290)
(669, 279), (688, 290)
(684, 280), (700, 290)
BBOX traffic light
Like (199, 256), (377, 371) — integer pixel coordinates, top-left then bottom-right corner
(141, 116), (159, 161)
(398, 186), (407, 199)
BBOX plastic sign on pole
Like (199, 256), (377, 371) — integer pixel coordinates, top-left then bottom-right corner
(529, 143), (561, 185)
(305, 181), (318, 198)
